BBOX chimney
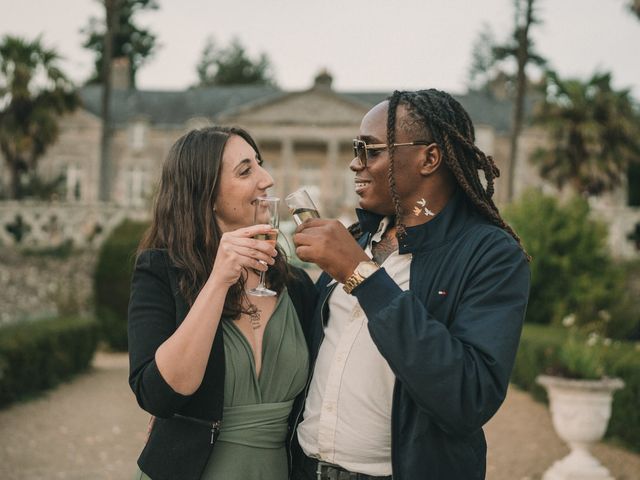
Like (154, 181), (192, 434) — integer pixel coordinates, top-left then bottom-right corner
(111, 57), (131, 90)
(312, 69), (333, 91)
(488, 71), (510, 101)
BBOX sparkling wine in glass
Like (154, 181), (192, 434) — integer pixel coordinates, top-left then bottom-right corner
(248, 196), (279, 297)
(285, 189), (320, 226)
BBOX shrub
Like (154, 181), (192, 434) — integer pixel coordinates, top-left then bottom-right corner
(605, 260), (640, 340)
(504, 190), (624, 328)
(605, 347), (640, 449)
(511, 324), (566, 401)
(21, 239), (74, 259)
(94, 220), (149, 351)
(511, 324), (640, 452)
(0, 316), (98, 408)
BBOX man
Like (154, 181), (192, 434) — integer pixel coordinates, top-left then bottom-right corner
(291, 89), (531, 480)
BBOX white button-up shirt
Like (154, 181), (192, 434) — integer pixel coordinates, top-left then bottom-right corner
(297, 217), (412, 476)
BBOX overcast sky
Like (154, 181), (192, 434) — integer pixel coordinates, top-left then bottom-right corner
(1, 0), (639, 97)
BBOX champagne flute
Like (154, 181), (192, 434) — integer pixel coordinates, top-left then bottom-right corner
(285, 188), (320, 225)
(248, 196), (280, 297)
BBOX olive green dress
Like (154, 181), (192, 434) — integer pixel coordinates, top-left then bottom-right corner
(134, 289), (309, 480)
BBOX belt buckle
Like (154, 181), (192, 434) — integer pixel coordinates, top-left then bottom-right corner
(316, 461), (360, 480)
(316, 461), (340, 480)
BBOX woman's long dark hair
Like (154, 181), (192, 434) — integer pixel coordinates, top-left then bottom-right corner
(138, 126), (290, 318)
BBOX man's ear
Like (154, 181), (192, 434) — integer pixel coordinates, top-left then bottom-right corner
(419, 143), (443, 176)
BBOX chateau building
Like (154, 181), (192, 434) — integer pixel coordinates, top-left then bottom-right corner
(1, 71), (638, 257)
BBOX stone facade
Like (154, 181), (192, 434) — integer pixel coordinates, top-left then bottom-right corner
(0, 73), (637, 257)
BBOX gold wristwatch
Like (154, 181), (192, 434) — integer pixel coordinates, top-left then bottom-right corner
(343, 260), (380, 294)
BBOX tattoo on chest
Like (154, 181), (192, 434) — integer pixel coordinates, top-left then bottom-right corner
(372, 232), (398, 265)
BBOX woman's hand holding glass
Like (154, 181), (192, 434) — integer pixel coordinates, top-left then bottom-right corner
(210, 224), (277, 288)
(248, 196), (280, 296)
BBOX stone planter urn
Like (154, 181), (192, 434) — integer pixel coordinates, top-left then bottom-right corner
(536, 375), (625, 480)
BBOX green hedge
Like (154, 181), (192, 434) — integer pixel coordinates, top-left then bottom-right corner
(512, 324), (640, 451)
(503, 191), (625, 330)
(94, 220), (149, 351)
(0, 316), (98, 408)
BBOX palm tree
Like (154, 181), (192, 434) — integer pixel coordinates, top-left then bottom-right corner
(0, 35), (78, 199)
(532, 71), (640, 196)
(499, 0), (544, 202)
(99, 0), (119, 202)
(466, 1), (546, 201)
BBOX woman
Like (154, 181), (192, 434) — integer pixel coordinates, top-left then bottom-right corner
(128, 126), (316, 480)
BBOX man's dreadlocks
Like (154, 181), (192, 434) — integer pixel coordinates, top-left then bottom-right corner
(352, 89), (529, 260)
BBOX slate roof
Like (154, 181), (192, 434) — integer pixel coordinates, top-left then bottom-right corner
(80, 85), (529, 133)
(79, 85), (285, 127)
(344, 91), (527, 133)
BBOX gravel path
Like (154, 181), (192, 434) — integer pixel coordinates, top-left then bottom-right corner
(0, 352), (638, 480)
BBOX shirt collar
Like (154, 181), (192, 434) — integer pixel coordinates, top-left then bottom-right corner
(371, 216), (392, 243)
(355, 208), (385, 235)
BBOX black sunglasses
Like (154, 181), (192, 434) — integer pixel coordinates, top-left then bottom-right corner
(352, 139), (433, 167)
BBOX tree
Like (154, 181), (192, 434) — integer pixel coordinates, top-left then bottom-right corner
(503, 190), (624, 328)
(467, 1), (546, 201)
(98, 0), (119, 202)
(82, 0), (158, 88)
(0, 35), (78, 199)
(499, 0), (545, 201)
(196, 37), (275, 87)
(532, 70), (640, 196)
(630, 0), (640, 19)
(467, 24), (503, 93)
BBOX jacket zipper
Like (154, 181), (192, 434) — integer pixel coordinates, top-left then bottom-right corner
(390, 381), (399, 479)
(210, 419), (222, 444)
(173, 414), (222, 445)
(287, 281), (336, 475)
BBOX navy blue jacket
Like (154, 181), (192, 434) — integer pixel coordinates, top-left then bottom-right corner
(292, 190), (530, 480)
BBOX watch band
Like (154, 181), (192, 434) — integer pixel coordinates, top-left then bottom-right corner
(342, 271), (365, 294)
(343, 261), (379, 294)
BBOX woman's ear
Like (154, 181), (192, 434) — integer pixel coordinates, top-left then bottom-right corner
(419, 143), (443, 176)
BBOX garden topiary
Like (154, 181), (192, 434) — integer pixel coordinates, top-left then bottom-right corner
(94, 220), (149, 351)
(0, 316), (98, 407)
(503, 190), (625, 329)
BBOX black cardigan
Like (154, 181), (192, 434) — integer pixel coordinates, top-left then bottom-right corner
(128, 249), (317, 480)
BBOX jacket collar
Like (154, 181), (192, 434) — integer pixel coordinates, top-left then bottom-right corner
(355, 188), (472, 254)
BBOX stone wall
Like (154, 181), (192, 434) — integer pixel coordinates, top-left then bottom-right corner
(0, 202), (148, 249)
(0, 249), (97, 326)
(0, 203), (149, 326)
